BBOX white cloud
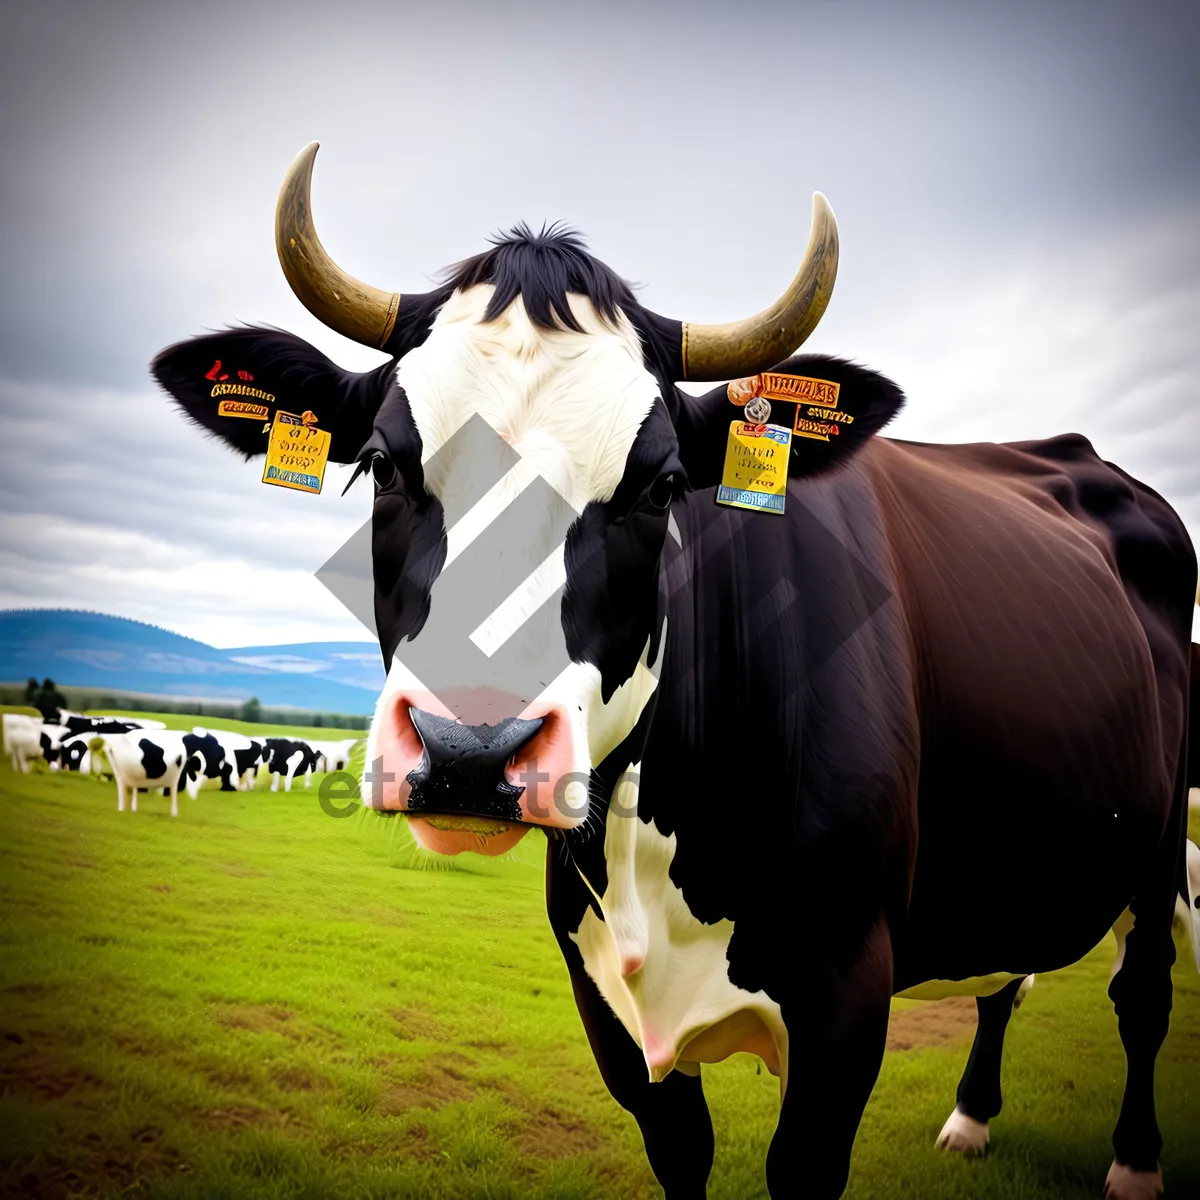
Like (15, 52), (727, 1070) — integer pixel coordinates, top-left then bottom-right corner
(1, 216), (1196, 646)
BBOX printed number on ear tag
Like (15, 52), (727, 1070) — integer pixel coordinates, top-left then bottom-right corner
(715, 422), (790, 515)
(262, 410), (331, 495)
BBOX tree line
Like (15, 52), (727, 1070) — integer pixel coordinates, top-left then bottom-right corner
(2, 679), (370, 730)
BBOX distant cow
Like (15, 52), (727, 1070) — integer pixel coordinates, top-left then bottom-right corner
(62, 715), (143, 738)
(59, 733), (116, 780)
(192, 727), (266, 790)
(178, 731), (229, 798)
(262, 738), (319, 791)
(4, 714), (42, 771)
(107, 732), (200, 817)
(39, 724), (72, 770)
(59, 734), (93, 773)
(309, 737), (361, 774)
(8, 722), (71, 773)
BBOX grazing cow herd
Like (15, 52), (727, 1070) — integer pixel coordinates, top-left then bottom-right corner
(1, 710), (361, 815)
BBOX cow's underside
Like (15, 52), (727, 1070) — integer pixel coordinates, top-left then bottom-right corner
(548, 429), (1195, 1199)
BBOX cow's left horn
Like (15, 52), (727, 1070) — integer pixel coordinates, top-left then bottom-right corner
(680, 193), (838, 381)
(275, 142), (401, 349)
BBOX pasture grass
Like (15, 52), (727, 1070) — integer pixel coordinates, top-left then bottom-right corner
(0, 737), (1198, 1199)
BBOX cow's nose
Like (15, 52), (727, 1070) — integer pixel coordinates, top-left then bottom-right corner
(405, 707), (543, 822)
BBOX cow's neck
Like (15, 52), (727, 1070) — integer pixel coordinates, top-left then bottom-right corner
(566, 461), (911, 1082)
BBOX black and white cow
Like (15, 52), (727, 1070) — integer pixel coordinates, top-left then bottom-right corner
(62, 715), (156, 737)
(261, 737), (320, 792)
(177, 731), (230, 798)
(191, 727), (266, 790)
(59, 732), (117, 779)
(9, 722), (72, 773)
(107, 731), (200, 818)
(59, 733), (94, 773)
(151, 143), (1199, 1200)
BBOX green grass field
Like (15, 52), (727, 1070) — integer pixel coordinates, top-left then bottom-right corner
(2, 713), (1198, 1199)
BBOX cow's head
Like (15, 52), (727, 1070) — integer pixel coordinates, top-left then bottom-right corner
(154, 144), (900, 856)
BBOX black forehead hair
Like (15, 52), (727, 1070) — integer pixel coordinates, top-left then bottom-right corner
(440, 222), (638, 334)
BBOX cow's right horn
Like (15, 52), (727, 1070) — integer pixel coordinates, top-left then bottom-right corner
(678, 192), (839, 382)
(275, 142), (401, 349)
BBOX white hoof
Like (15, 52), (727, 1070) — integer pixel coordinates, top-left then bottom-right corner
(1104, 1162), (1163, 1200)
(935, 1108), (989, 1157)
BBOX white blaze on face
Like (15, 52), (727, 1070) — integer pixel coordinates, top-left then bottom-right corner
(571, 767), (789, 1089)
(362, 285), (666, 842)
(398, 284), (658, 511)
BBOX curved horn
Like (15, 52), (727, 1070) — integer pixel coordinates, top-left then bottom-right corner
(680, 193), (839, 381)
(275, 142), (401, 349)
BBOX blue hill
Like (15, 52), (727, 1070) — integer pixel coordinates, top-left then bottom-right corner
(0, 610), (382, 713)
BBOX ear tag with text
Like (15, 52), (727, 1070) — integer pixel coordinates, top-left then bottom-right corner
(262, 410), (331, 495)
(728, 373), (850, 442)
(208, 362), (275, 421)
(716, 421), (791, 515)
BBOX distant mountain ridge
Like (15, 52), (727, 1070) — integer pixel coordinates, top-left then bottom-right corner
(0, 610), (383, 713)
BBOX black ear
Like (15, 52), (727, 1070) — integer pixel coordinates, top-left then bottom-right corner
(673, 355), (905, 489)
(150, 327), (394, 463)
(776, 356), (905, 478)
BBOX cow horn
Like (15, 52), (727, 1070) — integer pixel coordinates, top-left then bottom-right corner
(275, 142), (401, 349)
(680, 193), (839, 381)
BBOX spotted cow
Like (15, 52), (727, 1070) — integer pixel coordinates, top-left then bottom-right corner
(107, 732), (201, 818)
(191, 727), (267, 791)
(151, 143), (1198, 1200)
(262, 738), (320, 792)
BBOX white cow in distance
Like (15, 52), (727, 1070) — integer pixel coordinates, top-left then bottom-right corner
(3, 714), (42, 771)
(309, 737), (363, 774)
(6, 721), (70, 773)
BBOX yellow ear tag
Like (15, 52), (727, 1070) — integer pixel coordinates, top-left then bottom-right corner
(262, 410), (331, 495)
(715, 421), (791, 514)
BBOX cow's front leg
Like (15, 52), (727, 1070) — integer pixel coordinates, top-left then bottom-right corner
(766, 921), (892, 1200)
(567, 958), (714, 1199)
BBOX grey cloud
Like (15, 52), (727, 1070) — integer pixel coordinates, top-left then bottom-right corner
(2, 0), (1197, 389)
(0, 379), (370, 573)
(1, 0), (1197, 645)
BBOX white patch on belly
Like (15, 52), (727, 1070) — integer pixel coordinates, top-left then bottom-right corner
(571, 767), (788, 1090)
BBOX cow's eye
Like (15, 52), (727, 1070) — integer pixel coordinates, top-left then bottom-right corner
(646, 474), (676, 510)
(371, 453), (398, 489)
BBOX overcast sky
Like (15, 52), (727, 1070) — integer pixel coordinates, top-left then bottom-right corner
(1, 0), (1197, 646)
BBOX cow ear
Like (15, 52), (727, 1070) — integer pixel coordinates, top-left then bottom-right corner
(151, 327), (393, 463)
(673, 355), (905, 488)
(776, 356), (905, 479)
